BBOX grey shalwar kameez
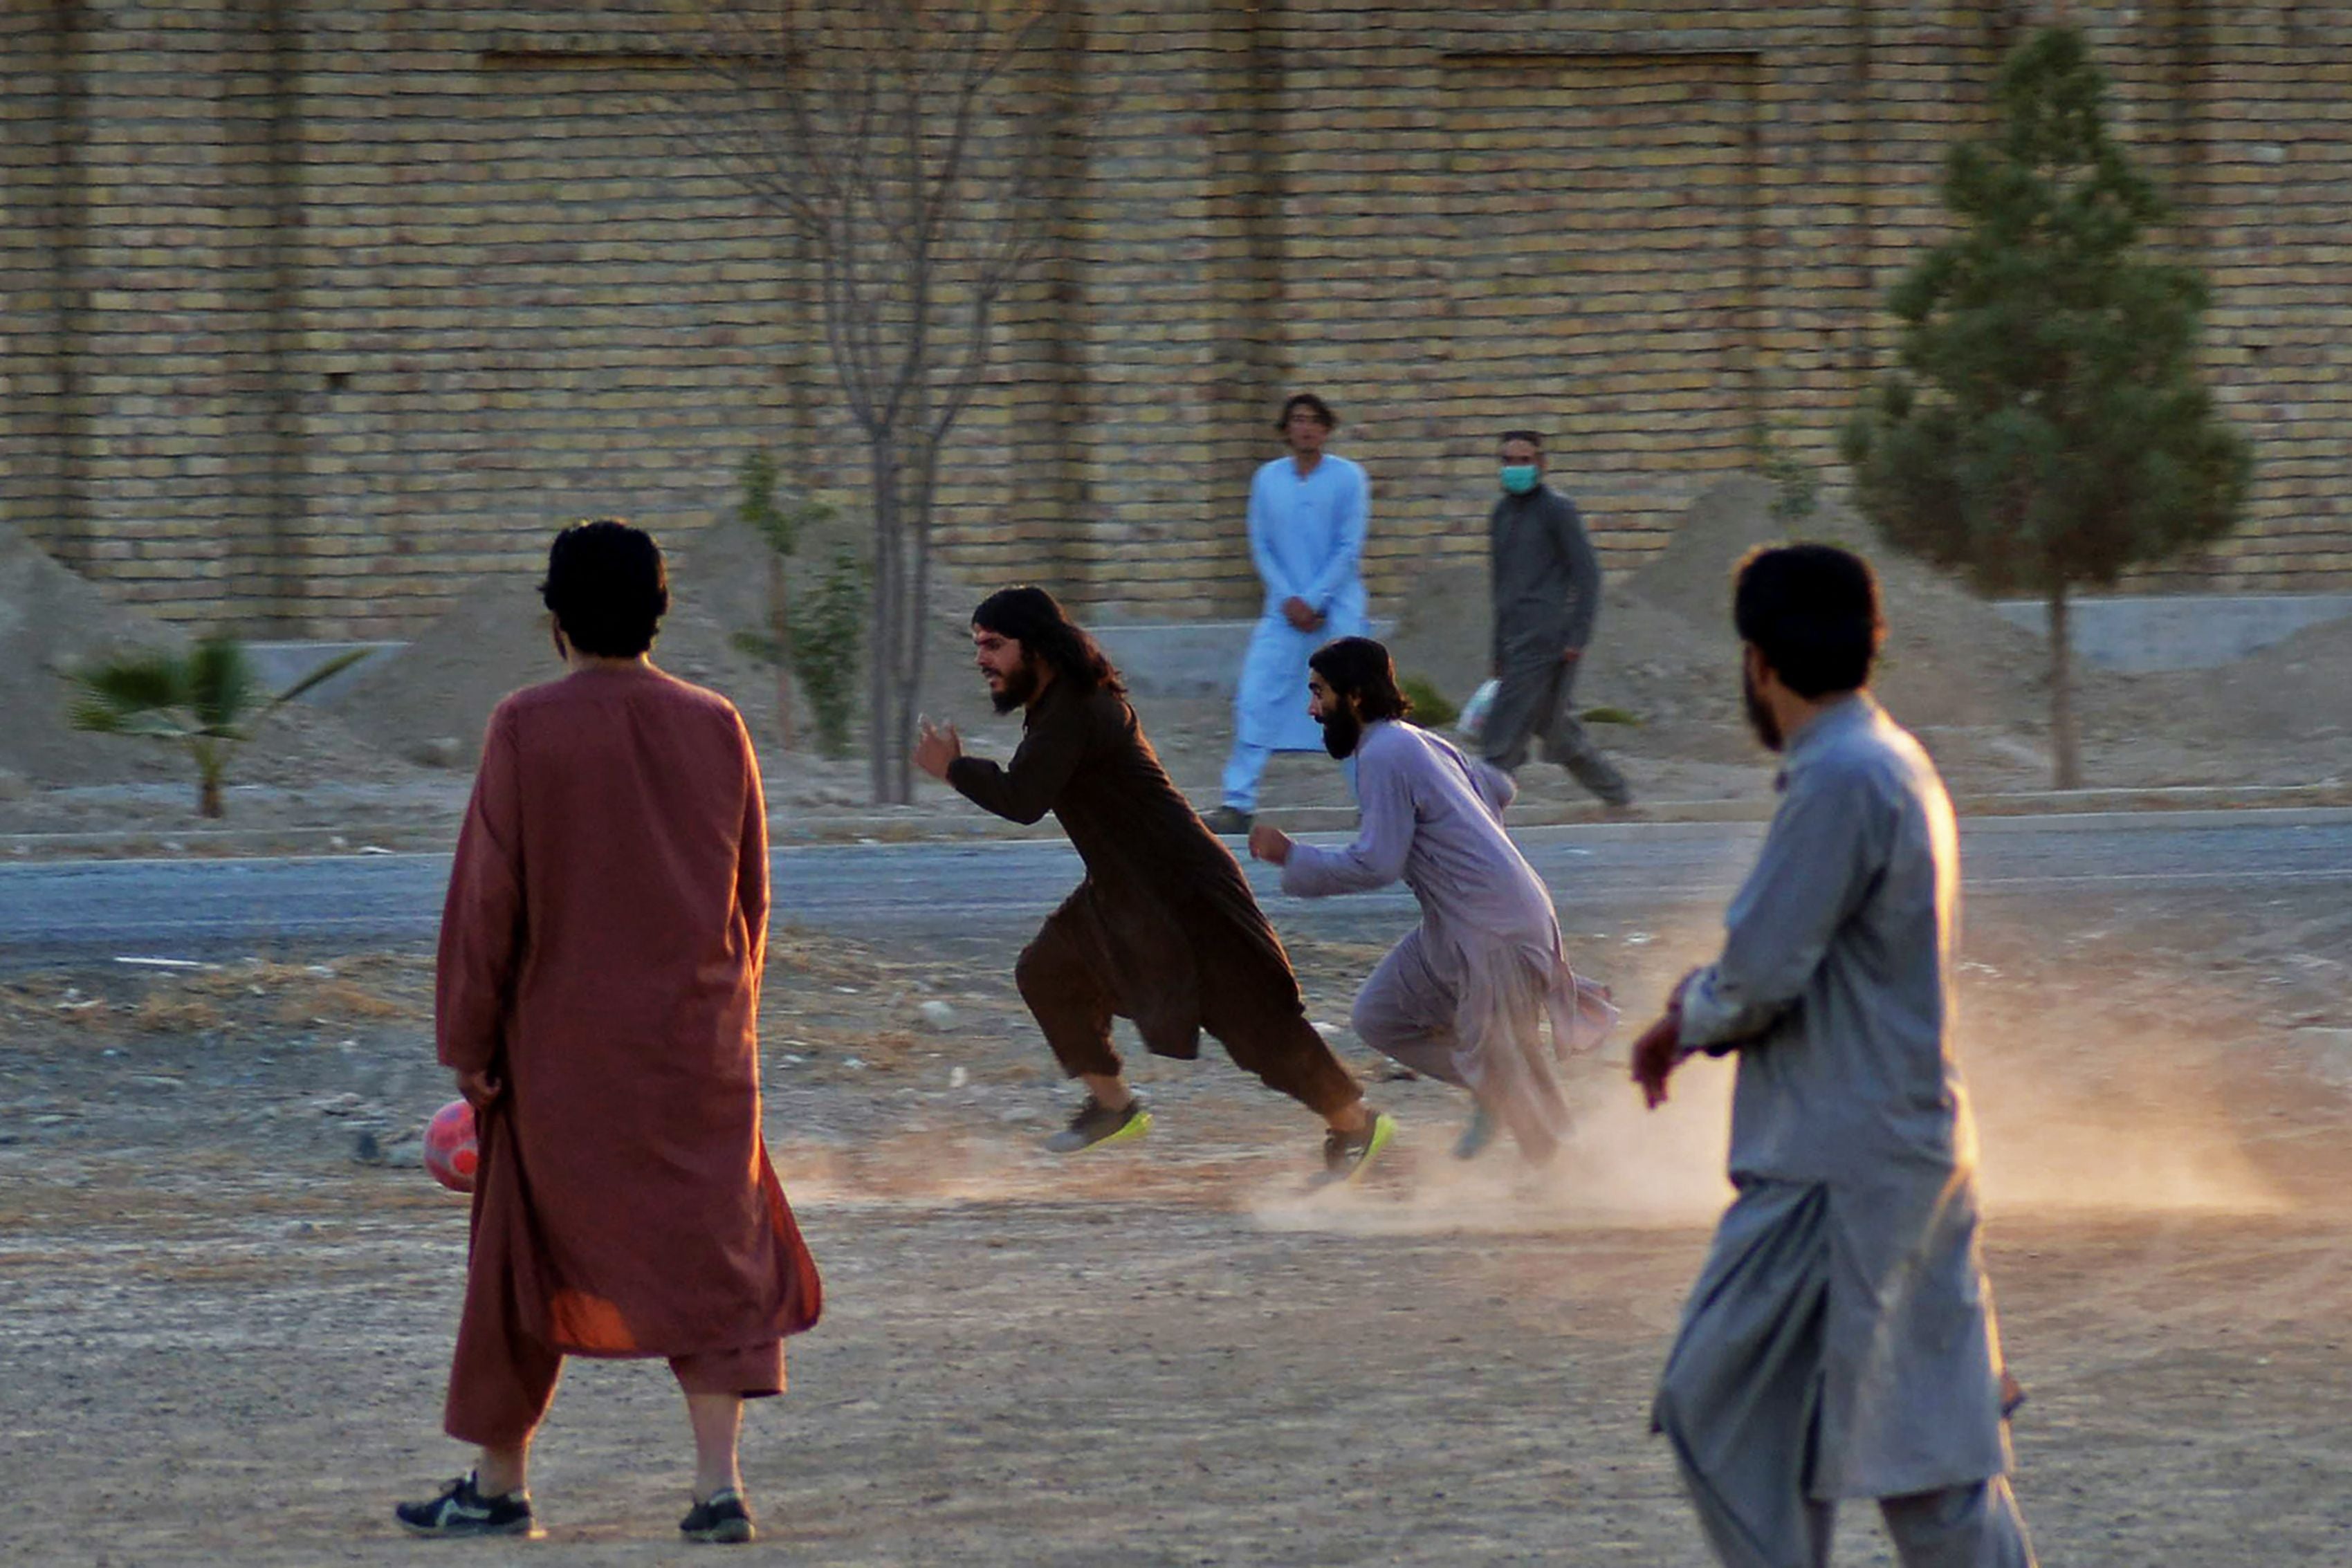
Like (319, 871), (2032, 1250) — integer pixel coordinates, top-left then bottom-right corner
(1483, 483), (1628, 804)
(1655, 694), (2034, 1568)
(1278, 720), (1614, 1159)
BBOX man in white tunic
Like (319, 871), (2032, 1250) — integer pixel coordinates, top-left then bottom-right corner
(1249, 638), (1613, 1162)
(1202, 393), (1370, 836)
(1630, 544), (2034, 1568)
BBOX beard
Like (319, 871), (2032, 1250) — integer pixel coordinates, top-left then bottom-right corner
(1741, 663), (1783, 753)
(989, 656), (1039, 714)
(1318, 705), (1363, 759)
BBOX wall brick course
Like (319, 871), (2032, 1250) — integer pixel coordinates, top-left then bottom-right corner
(1, 1), (2346, 634)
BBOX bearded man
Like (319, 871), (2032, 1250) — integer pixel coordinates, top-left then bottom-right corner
(1630, 544), (2035, 1568)
(1247, 637), (1614, 1163)
(399, 519), (821, 1546)
(914, 585), (1395, 1181)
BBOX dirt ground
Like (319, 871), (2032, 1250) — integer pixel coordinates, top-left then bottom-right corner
(3, 879), (2348, 1567)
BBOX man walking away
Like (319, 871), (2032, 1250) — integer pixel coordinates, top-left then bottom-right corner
(1630, 543), (2034, 1568)
(1482, 430), (1630, 807)
(398, 520), (822, 1547)
(915, 585), (1395, 1183)
(1249, 638), (1614, 1164)
(1204, 392), (1370, 835)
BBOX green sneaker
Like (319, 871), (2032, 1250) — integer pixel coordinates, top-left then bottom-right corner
(1321, 1109), (1397, 1183)
(1044, 1094), (1151, 1154)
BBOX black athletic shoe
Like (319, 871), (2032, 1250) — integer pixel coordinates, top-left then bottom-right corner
(1044, 1093), (1152, 1154)
(680, 1487), (757, 1545)
(1200, 805), (1253, 836)
(394, 1472), (538, 1538)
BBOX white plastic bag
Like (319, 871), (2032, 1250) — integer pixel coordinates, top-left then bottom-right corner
(1455, 678), (1500, 743)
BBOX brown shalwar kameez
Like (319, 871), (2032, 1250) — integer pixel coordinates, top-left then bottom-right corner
(436, 663), (821, 1448)
(946, 678), (1359, 1114)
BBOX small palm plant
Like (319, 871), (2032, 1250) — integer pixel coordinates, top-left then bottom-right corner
(66, 638), (372, 818)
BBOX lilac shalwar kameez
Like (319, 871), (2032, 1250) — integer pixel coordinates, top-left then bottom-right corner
(1277, 719), (1613, 1158)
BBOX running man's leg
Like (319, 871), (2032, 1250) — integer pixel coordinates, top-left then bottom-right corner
(1015, 903), (1124, 1089)
(1350, 930), (1467, 1087)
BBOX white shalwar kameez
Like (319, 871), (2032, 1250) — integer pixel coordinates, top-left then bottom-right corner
(1219, 452), (1369, 812)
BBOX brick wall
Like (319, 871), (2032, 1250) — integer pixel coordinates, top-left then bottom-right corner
(0, 1), (2345, 636)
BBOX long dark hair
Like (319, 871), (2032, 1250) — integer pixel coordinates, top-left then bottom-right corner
(1308, 636), (1412, 721)
(971, 585), (1126, 697)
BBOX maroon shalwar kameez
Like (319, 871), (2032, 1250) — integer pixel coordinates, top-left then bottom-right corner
(435, 663), (820, 1448)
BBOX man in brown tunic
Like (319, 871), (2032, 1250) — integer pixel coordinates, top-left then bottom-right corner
(913, 584), (1396, 1179)
(398, 521), (822, 1545)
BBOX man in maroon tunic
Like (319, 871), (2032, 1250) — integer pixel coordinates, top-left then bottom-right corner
(398, 521), (821, 1544)
(913, 584), (1396, 1180)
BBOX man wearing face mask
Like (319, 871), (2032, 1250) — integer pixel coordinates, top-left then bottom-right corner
(1481, 430), (1631, 808)
(1628, 544), (2035, 1568)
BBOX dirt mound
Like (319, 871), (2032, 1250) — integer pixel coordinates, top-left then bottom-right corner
(0, 525), (191, 784)
(0, 526), (401, 793)
(327, 516), (991, 775)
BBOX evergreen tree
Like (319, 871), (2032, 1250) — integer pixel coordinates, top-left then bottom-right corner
(1841, 26), (2250, 788)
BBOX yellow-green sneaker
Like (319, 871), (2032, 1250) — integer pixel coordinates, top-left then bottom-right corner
(1044, 1094), (1151, 1154)
(1321, 1109), (1397, 1183)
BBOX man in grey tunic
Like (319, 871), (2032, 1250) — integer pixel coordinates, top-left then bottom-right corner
(1630, 544), (2034, 1567)
(1249, 638), (1614, 1163)
(1482, 430), (1630, 807)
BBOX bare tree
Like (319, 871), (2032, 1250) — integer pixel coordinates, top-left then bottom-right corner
(685, 0), (1058, 803)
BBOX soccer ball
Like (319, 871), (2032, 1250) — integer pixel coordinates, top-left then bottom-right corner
(423, 1098), (478, 1193)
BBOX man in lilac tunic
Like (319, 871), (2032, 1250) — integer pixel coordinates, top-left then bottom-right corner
(1249, 637), (1614, 1161)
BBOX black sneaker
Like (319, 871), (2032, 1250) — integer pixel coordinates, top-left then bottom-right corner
(394, 1472), (538, 1538)
(1319, 1110), (1398, 1183)
(1043, 1094), (1152, 1154)
(680, 1487), (757, 1545)
(1200, 805), (1253, 836)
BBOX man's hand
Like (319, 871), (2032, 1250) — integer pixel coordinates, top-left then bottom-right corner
(913, 716), (963, 781)
(454, 1067), (503, 1110)
(1630, 1009), (1683, 1110)
(1561, 645), (1583, 665)
(1280, 596), (1323, 633)
(1247, 823), (1294, 865)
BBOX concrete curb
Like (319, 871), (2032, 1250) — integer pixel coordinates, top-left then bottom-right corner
(4, 783), (2345, 860)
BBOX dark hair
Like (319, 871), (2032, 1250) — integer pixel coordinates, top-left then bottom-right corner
(1275, 392), (1336, 432)
(1500, 429), (1544, 451)
(1308, 636), (1412, 722)
(1731, 543), (1884, 698)
(971, 585), (1126, 697)
(540, 519), (669, 658)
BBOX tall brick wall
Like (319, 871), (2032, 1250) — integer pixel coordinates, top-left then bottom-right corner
(0, 1), (2346, 636)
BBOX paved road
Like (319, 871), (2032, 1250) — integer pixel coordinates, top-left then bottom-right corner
(1, 813), (2346, 966)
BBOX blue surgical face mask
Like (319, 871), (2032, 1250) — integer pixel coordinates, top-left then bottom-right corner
(1500, 464), (1540, 496)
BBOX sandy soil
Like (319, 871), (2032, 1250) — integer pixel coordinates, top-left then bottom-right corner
(3, 884), (2348, 1565)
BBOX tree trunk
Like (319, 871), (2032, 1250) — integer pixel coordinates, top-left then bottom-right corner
(866, 436), (906, 804)
(196, 748), (226, 819)
(2047, 580), (2082, 790)
(893, 430), (941, 806)
(769, 551), (796, 750)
